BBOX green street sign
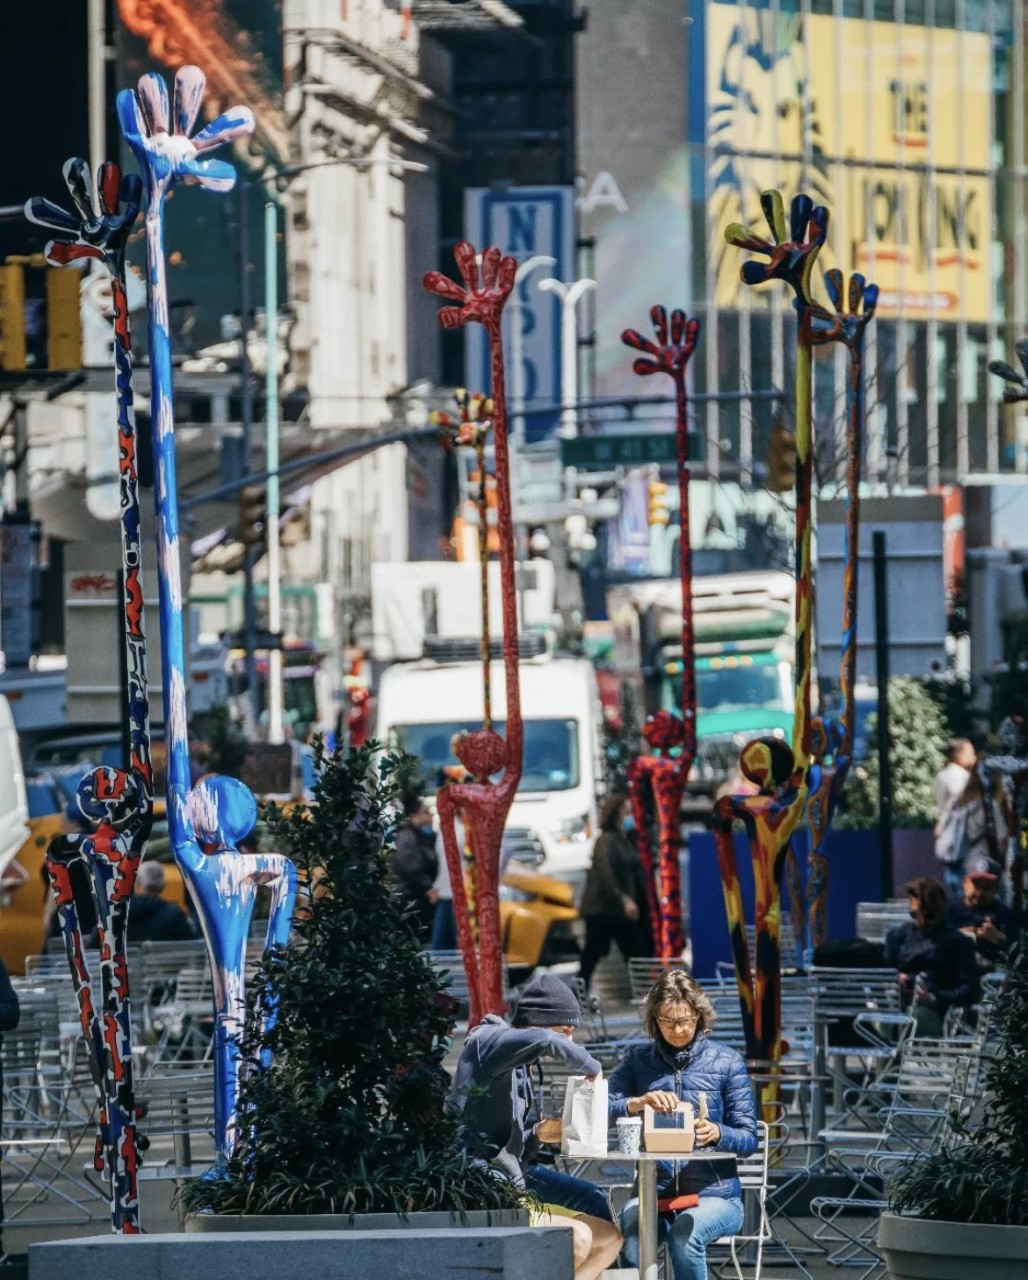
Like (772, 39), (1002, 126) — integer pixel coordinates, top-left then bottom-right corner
(559, 433), (705, 469)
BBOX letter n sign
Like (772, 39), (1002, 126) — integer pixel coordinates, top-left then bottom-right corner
(463, 186), (576, 442)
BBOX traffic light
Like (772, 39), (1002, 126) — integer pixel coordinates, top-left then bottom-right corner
(767, 424), (797, 493)
(0, 263), (26, 371)
(239, 485), (266, 547)
(0, 258), (82, 371)
(45, 267), (82, 371)
(648, 479), (670, 526)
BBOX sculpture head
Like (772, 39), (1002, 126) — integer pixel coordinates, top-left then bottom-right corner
(76, 766), (144, 830)
(188, 774), (258, 853)
(642, 710), (685, 754)
(452, 728), (507, 781)
(738, 736), (795, 795)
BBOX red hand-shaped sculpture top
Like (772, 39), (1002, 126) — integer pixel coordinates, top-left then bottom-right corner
(621, 308), (701, 960)
(424, 243), (520, 1023)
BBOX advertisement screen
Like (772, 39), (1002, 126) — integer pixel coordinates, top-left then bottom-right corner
(702, 3), (993, 322)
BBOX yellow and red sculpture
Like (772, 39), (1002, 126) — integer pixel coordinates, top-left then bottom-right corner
(717, 190), (825, 1066)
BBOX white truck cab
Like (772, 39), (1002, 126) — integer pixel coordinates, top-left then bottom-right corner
(375, 650), (603, 887)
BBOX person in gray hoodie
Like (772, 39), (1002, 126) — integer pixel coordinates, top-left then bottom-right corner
(448, 973), (622, 1280)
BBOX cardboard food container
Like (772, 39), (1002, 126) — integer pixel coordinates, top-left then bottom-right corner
(643, 1101), (696, 1154)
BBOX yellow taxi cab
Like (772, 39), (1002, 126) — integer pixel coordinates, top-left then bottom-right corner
(499, 862), (580, 976)
(0, 777), (188, 975)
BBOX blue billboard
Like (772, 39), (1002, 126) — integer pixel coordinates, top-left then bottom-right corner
(464, 186), (576, 442)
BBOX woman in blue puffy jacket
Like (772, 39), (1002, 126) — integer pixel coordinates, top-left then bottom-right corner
(608, 969), (757, 1280)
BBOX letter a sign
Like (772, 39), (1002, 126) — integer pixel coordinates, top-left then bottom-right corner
(464, 186), (576, 441)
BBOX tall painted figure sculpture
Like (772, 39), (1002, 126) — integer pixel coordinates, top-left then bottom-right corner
(620, 308), (701, 959)
(28, 160), (151, 1232)
(118, 65), (297, 1170)
(805, 270), (878, 953)
(424, 244), (522, 1024)
(716, 191), (826, 1066)
(432, 389), (496, 941)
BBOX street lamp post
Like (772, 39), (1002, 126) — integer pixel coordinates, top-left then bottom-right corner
(508, 254), (556, 452)
(264, 198), (284, 746)
(537, 275), (597, 440)
(255, 152), (428, 743)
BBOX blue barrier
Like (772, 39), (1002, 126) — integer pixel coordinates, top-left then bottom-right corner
(686, 828), (885, 979)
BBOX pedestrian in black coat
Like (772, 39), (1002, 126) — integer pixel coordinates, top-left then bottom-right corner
(579, 792), (648, 988)
(388, 795), (439, 940)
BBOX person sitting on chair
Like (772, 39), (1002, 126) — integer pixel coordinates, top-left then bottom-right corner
(448, 973), (622, 1280)
(608, 969), (757, 1280)
(885, 876), (980, 1036)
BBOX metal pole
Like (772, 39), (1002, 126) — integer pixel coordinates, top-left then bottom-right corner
(87, 0), (105, 196)
(873, 530), (894, 897)
(265, 201), (284, 745)
(561, 290), (577, 440)
(238, 184), (260, 731)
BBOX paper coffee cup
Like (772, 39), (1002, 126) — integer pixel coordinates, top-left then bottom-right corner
(616, 1116), (643, 1155)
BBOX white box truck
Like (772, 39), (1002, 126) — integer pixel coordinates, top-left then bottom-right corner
(375, 645), (604, 886)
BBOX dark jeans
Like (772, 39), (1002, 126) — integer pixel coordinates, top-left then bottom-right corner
(579, 915), (647, 988)
(431, 899), (456, 951)
(523, 1163), (613, 1222)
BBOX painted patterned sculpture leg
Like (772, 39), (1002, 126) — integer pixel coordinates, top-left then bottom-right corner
(626, 759), (662, 951)
(425, 244), (522, 1022)
(782, 840), (805, 967)
(119, 66), (296, 1169)
(29, 158), (151, 1231)
(437, 787), (482, 1021)
(805, 270), (878, 952)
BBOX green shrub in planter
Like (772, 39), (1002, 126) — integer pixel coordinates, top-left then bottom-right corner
(178, 743), (524, 1219)
(837, 677), (950, 831)
(891, 945), (1028, 1226)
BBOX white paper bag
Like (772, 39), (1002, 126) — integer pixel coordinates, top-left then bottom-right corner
(560, 1072), (609, 1158)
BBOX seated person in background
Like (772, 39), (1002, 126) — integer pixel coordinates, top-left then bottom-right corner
(128, 862), (197, 943)
(885, 876), (980, 1037)
(448, 973), (622, 1280)
(947, 855), (1020, 969)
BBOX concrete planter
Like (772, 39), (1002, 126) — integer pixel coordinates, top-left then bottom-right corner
(185, 1208), (530, 1231)
(879, 1211), (1028, 1280)
(30, 1221), (569, 1280)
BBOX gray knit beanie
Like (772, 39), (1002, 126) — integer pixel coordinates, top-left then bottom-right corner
(513, 974), (582, 1028)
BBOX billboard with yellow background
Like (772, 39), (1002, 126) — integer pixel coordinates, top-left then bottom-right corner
(704, 4), (992, 322)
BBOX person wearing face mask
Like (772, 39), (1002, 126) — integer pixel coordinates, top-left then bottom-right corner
(608, 969), (757, 1280)
(578, 791), (649, 990)
(388, 794), (439, 940)
(884, 875), (980, 1036)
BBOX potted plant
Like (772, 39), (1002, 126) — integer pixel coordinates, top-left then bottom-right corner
(878, 945), (1028, 1279)
(179, 742), (527, 1229)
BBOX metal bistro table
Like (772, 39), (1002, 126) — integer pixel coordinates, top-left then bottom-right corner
(603, 1147), (737, 1280)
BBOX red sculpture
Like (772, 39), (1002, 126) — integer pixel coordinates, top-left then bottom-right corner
(424, 244), (521, 1023)
(621, 308), (701, 960)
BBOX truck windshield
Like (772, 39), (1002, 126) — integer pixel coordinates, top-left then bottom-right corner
(388, 719), (580, 793)
(666, 663), (787, 713)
